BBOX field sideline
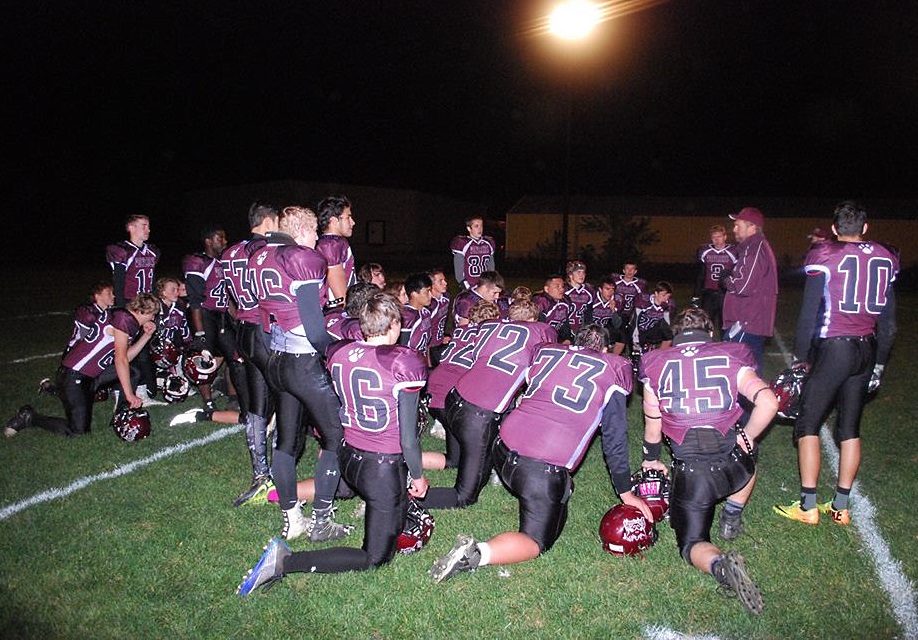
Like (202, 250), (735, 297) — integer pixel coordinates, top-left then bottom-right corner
(1, 268), (916, 639)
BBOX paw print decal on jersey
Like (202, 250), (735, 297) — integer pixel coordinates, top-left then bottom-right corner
(348, 347), (365, 362)
(680, 345), (699, 357)
(858, 243), (874, 254)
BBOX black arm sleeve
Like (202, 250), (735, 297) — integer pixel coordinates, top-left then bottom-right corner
(452, 254), (466, 289)
(397, 389), (423, 478)
(112, 265), (127, 308)
(599, 391), (633, 495)
(793, 272), (825, 362)
(398, 327), (411, 347)
(296, 282), (332, 353)
(876, 286), (897, 366)
(184, 274), (207, 310)
(693, 263), (705, 298)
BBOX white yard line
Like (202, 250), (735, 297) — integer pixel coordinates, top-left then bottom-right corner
(0, 311), (70, 321)
(772, 329), (918, 639)
(7, 352), (60, 364)
(644, 626), (721, 640)
(0, 424), (243, 522)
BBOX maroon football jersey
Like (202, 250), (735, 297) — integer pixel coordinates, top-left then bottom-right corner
(805, 240), (899, 338)
(158, 300), (191, 347)
(697, 244), (738, 291)
(565, 283), (597, 331)
(221, 238), (261, 324)
(61, 309), (141, 378)
(247, 234), (328, 333)
(639, 339), (756, 444)
(66, 303), (108, 352)
(612, 276), (648, 321)
(453, 320), (556, 413)
(450, 235), (496, 287)
(425, 324), (482, 409)
(591, 295), (617, 330)
(452, 289), (484, 326)
(316, 234), (356, 306)
(327, 341), (427, 454)
(401, 305), (432, 356)
(499, 344), (633, 470)
(182, 253), (229, 312)
(106, 241), (160, 300)
(532, 292), (572, 331)
(428, 292), (451, 343)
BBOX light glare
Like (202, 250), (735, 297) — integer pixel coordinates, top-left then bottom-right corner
(549, 1), (602, 40)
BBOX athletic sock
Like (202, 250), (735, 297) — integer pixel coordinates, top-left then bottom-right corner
(477, 542), (491, 567)
(800, 487), (817, 511)
(832, 486), (851, 511)
(723, 499), (744, 517)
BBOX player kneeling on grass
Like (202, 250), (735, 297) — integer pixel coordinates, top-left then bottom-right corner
(237, 292), (429, 595)
(638, 308), (777, 615)
(429, 324), (652, 583)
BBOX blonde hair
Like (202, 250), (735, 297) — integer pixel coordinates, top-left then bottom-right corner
(279, 206), (317, 238)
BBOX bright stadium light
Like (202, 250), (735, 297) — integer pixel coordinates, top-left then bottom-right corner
(549, 1), (602, 40)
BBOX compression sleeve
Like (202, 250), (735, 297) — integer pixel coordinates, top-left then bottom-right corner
(599, 391), (633, 495)
(876, 286), (897, 366)
(296, 282), (332, 353)
(397, 389), (423, 478)
(793, 272), (825, 362)
(453, 253), (466, 289)
(112, 265), (127, 308)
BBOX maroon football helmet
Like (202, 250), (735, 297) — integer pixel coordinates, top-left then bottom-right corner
(150, 333), (183, 371)
(183, 349), (219, 386)
(599, 504), (657, 557)
(631, 468), (671, 523)
(770, 366), (808, 420)
(162, 374), (190, 403)
(397, 497), (435, 555)
(111, 408), (152, 442)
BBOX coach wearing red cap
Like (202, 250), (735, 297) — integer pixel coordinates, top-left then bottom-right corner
(721, 207), (778, 374)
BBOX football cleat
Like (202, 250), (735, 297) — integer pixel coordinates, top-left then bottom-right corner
(136, 385), (167, 407)
(281, 505), (312, 541)
(397, 497), (435, 555)
(309, 508), (354, 543)
(37, 378), (57, 397)
(817, 501), (851, 526)
(718, 509), (745, 541)
(236, 537), (291, 597)
(233, 475), (274, 508)
(352, 500), (366, 519)
(111, 408), (152, 442)
(429, 419), (447, 440)
(772, 502), (819, 525)
(599, 504), (657, 556)
(4, 405), (35, 438)
(712, 551), (764, 615)
(430, 534), (481, 584)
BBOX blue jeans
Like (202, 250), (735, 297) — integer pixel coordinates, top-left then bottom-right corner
(724, 330), (766, 377)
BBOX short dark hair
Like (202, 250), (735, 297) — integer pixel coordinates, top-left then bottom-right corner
(477, 271), (505, 291)
(357, 262), (385, 284)
(345, 282), (382, 317)
(317, 195), (352, 232)
(124, 214), (149, 227)
(200, 224), (225, 243)
(248, 201), (279, 229)
(465, 214), (483, 227)
(575, 324), (610, 351)
(671, 308), (714, 335)
(89, 280), (113, 298)
(654, 281), (673, 294)
(833, 200), (868, 237)
(404, 273), (432, 297)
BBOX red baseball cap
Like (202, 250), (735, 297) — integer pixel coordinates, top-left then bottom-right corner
(729, 207), (764, 227)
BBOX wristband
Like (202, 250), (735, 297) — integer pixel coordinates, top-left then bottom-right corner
(194, 331), (206, 337)
(642, 439), (662, 462)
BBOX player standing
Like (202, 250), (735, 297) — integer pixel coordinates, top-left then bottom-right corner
(235, 292), (428, 594)
(774, 201), (898, 526)
(693, 225), (737, 333)
(450, 215), (496, 291)
(639, 308), (777, 615)
(430, 324), (650, 582)
(316, 195), (357, 309)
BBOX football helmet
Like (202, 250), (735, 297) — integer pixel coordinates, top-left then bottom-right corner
(111, 408), (152, 442)
(183, 349), (219, 386)
(631, 468), (671, 523)
(150, 333), (183, 371)
(162, 374), (190, 403)
(770, 365), (808, 420)
(599, 504), (657, 557)
(397, 497), (435, 555)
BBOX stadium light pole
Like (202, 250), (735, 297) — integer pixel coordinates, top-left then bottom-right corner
(549, 1), (601, 267)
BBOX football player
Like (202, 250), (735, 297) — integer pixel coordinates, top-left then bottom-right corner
(316, 195), (357, 309)
(430, 324), (650, 583)
(626, 281), (675, 367)
(419, 299), (556, 510)
(357, 262), (386, 289)
(235, 292), (428, 595)
(774, 201), (898, 527)
(564, 260), (596, 333)
(692, 225), (737, 334)
(106, 214), (161, 403)
(221, 201), (279, 507)
(182, 224), (243, 417)
(531, 274), (573, 343)
(426, 268), (451, 366)
(247, 206), (351, 542)
(399, 273), (434, 363)
(639, 308), (777, 615)
(450, 215), (497, 291)
(590, 275), (624, 352)
(611, 261), (648, 330)
(452, 270), (504, 328)
(6, 294), (160, 438)
(325, 282), (378, 342)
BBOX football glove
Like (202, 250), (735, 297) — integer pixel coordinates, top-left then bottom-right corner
(868, 364), (884, 393)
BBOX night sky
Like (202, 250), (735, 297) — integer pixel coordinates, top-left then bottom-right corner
(6, 1), (918, 262)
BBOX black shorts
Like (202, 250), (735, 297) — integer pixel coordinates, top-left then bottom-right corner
(493, 437), (572, 553)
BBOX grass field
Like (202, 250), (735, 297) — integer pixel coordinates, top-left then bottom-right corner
(1, 268), (915, 639)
